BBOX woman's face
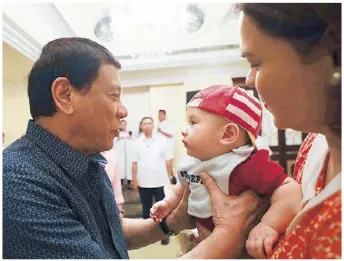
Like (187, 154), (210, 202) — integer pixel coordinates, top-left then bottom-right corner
(239, 13), (333, 133)
(140, 118), (154, 135)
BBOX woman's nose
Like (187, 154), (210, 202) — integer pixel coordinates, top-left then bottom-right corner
(246, 69), (257, 88)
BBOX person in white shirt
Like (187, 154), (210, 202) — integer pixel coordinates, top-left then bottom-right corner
(114, 119), (135, 188)
(132, 116), (173, 245)
(158, 110), (175, 159)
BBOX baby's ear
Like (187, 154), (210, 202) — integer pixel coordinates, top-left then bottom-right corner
(219, 123), (240, 146)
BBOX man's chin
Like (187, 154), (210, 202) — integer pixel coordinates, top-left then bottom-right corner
(102, 141), (114, 152)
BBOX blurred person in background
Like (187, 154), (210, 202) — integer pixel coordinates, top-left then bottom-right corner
(132, 116), (173, 245)
(158, 109), (175, 158)
(158, 109), (177, 184)
(115, 119), (135, 189)
(101, 148), (125, 216)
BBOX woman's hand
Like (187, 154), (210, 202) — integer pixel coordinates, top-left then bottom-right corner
(200, 172), (269, 254)
(165, 183), (196, 233)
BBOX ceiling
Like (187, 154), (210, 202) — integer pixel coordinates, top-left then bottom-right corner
(3, 2), (249, 88)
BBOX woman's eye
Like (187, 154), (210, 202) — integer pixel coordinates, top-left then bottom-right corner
(250, 63), (260, 69)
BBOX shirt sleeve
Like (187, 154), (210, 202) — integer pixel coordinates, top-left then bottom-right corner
(131, 140), (139, 163)
(160, 121), (174, 136)
(236, 149), (288, 195)
(163, 142), (174, 161)
(3, 170), (109, 259)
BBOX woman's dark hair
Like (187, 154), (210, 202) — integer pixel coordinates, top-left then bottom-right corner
(138, 117), (154, 134)
(236, 3), (341, 137)
(28, 37), (121, 120)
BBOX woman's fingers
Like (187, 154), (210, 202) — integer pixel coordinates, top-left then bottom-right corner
(181, 183), (191, 203)
(200, 172), (227, 200)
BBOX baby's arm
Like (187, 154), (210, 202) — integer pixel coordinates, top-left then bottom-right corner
(150, 183), (185, 222)
(260, 177), (302, 232)
(165, 183), (185, 211)
(247, 177), (302, 258)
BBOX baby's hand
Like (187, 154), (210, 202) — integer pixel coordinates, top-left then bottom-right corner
(150, 200), (171, 222)
(246, 222), (279, 259)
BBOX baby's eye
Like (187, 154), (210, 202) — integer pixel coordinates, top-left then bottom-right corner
(190, 121), (196, 126)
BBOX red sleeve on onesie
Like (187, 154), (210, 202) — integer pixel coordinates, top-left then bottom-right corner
(228, 149), (288, 196)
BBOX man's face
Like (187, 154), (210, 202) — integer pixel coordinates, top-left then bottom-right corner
(120, 120), (127, 131)
(158, 111), (166, 122)
(70, 64), (128, 154)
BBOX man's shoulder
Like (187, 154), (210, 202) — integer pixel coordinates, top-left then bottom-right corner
(3, 137), (36, 169)
(3, 136), (67, 186)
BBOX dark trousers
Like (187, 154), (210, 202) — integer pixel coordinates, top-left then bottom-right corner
(138, 186), (165, 219)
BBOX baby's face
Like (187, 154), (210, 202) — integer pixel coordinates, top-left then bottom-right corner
(181, 107), (229, 161)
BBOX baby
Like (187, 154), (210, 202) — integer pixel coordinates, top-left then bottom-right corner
(150, 85), (302, 258)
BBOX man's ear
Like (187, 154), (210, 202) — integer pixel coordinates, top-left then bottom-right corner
(51, 77), (74, 115)
(219, 123), (240, 146)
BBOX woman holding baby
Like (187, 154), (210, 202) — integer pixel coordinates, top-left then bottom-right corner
(172, 3), (341, 259)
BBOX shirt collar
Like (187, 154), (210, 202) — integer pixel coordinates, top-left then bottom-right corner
(143, 132), (157, 141)
(25, 120), (107, 181)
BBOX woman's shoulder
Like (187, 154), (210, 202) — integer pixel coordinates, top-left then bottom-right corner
(271, 191), (341, 259)
(293, 133), (319, 183)
(307, 191), (341, 258)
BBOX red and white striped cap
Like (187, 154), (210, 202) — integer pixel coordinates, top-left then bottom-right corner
(187, 85), (262, 148)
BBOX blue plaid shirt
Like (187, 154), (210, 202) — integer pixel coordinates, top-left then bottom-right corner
(3, 120), (129, 259)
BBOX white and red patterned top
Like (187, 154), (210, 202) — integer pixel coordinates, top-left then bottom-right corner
(271, 133), (341, 259)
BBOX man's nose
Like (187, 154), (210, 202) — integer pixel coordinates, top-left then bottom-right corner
(117, 102), (128, 119)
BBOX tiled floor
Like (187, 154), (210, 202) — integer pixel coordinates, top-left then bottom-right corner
(126, 185), (182, 259)
(129, 236), (180, 259)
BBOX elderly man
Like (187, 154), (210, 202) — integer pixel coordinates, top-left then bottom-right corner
(3, 37), (264, 259)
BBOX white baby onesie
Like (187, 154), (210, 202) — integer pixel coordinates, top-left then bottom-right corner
(178, 145), (254, 218)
